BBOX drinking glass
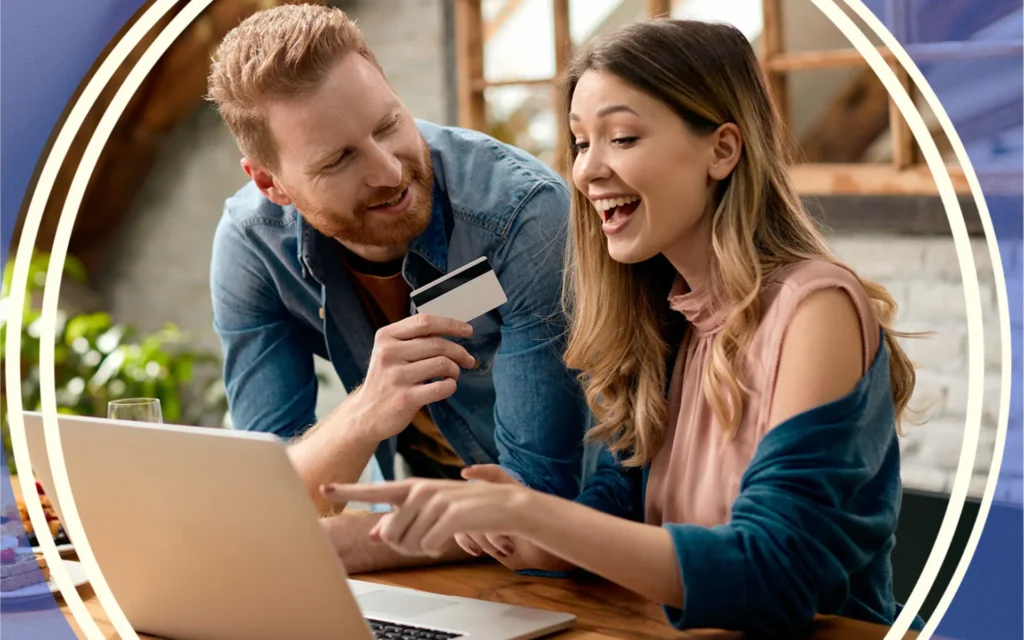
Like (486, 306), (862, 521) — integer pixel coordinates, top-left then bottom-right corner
(107, 398), (163, 423)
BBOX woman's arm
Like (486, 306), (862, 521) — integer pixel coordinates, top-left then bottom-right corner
(518, 491), (684, 607)
(322, 479), (683, 607)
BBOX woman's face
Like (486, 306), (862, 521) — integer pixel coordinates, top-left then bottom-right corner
(569, 70), (738, 266)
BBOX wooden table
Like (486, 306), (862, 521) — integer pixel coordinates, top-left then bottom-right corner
(5, 476), (918, 639)
(5, 556), (914, 640)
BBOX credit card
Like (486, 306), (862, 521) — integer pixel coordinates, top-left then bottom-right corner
(410, 256), (507, 323)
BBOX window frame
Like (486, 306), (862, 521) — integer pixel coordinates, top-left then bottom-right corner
(453, 0), (1022, 196)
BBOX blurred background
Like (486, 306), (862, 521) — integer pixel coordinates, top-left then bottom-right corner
(2, 0), (1020, 544)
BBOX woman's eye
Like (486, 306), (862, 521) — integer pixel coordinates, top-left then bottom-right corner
(573, 141), (590, 152)
(612, 136), (638, 146)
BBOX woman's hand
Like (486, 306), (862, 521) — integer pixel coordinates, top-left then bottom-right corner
(453, 465), (521, 561)
(320, 477), (533, 558)
(453, 466), (576, 572)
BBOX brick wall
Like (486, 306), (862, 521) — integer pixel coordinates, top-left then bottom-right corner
(832, 234), (1022, 504)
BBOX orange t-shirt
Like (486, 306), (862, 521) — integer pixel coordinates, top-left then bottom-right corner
(340, 251), (464, 470)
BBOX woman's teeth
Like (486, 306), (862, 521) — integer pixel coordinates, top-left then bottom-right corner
(594, 195), (640, 213)
(594, 195), (641, 221)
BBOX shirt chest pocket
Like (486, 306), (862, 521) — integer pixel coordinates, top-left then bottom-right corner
(452, 331), (500, 376)
(448, 311), (500, 374)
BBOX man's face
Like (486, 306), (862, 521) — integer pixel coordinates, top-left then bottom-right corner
(250, 53), (434, 251)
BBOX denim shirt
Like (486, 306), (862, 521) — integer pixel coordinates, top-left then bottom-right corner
(209, 120), (591, 499)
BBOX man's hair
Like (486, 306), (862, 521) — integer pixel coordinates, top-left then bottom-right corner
(206, 3), (380, 170)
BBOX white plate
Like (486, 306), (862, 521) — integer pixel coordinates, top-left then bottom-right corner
(0, 559), (89, 603)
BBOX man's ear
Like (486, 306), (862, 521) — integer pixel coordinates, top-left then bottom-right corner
(707, 123), (743, 182)
(241, 158), (293, 207)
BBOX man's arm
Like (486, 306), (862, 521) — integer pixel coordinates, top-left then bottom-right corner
(212, 212), (477, 515)
(210, 212), (321, 440)
(490, 180), (592, 499)
(320, 511), (473, 575)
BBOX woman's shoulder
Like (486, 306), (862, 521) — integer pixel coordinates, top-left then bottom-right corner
(756, 258), (881, 372)
(765, 258), (865, 295)
(760, 259), (874, 323)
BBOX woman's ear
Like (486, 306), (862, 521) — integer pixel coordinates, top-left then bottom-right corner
(708, 123), (743, 181)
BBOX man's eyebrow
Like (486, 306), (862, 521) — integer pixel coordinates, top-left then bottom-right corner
(306, 110), (403, 173)
(307, 146), (352, 172)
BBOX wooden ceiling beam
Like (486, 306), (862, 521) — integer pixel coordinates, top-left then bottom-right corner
(798, 67), (890, 163)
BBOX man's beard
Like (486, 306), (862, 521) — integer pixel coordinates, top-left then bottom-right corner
(295, 142), (434, 248)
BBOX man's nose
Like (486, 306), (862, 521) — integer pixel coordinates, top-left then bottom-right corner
(365, 143), (403, 188)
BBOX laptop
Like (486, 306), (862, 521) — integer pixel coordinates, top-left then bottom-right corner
(19, 411), (577, 640)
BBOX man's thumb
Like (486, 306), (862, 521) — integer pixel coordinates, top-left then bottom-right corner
(461, 464), (516, 484)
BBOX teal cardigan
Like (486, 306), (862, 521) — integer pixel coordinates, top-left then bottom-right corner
(566, 333), (926, 637)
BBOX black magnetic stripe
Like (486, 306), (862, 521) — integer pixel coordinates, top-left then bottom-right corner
(411, 260), (493, 306)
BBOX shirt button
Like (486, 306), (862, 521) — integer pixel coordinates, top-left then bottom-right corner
(318, 307), (325, 319)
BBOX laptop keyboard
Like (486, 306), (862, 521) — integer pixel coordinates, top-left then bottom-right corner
(367, 618), (463, 639)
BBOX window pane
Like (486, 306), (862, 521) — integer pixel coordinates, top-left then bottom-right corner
(485, 84), (558, 167)
(484, 0), (556, 83)
(670, 0), (764, 42)
(778, 0), (884, 53)
(569, 0), (640, 46)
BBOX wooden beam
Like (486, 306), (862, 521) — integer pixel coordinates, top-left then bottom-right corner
(552, 0), (571, 175)
(646, 0), (671, 17)
(483, 0), (525, 41)
(889, 62), (917, 169)
(787, 163), (982, 196)
(768, 47), (897, 71)
(767, 40), (1023, 71)
(455, 0), (486, 131)
(760, 0), (789, 124)
(473, 77), (553, 91)
(799, 67), (889, 163)
(553, 0), (571, 71)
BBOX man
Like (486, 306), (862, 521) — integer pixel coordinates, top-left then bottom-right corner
(205, 4), (590, 573)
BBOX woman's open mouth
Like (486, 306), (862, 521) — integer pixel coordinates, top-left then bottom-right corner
(594, 195), (641, 235)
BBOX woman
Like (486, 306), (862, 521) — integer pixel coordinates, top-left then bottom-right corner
(323, 18), (924, 637)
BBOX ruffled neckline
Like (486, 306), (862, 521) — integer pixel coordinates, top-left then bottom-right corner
(667, 276), (728, 336)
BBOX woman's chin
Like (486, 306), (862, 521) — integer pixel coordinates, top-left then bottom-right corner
(606, 239), (654, 265)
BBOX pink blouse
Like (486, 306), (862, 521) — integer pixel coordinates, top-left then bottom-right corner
(644, 259), (881, 528)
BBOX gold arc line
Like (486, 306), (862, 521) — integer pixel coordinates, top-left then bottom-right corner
(4, 1), (181, 638)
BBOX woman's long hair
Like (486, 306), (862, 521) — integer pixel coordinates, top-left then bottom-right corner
(559, 18), (918, 467)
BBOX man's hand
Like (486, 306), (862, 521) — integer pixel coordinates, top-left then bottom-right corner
(319, 511), (472, 575)
(287, 314), (475, 512)
(352, 314), (477, 443)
